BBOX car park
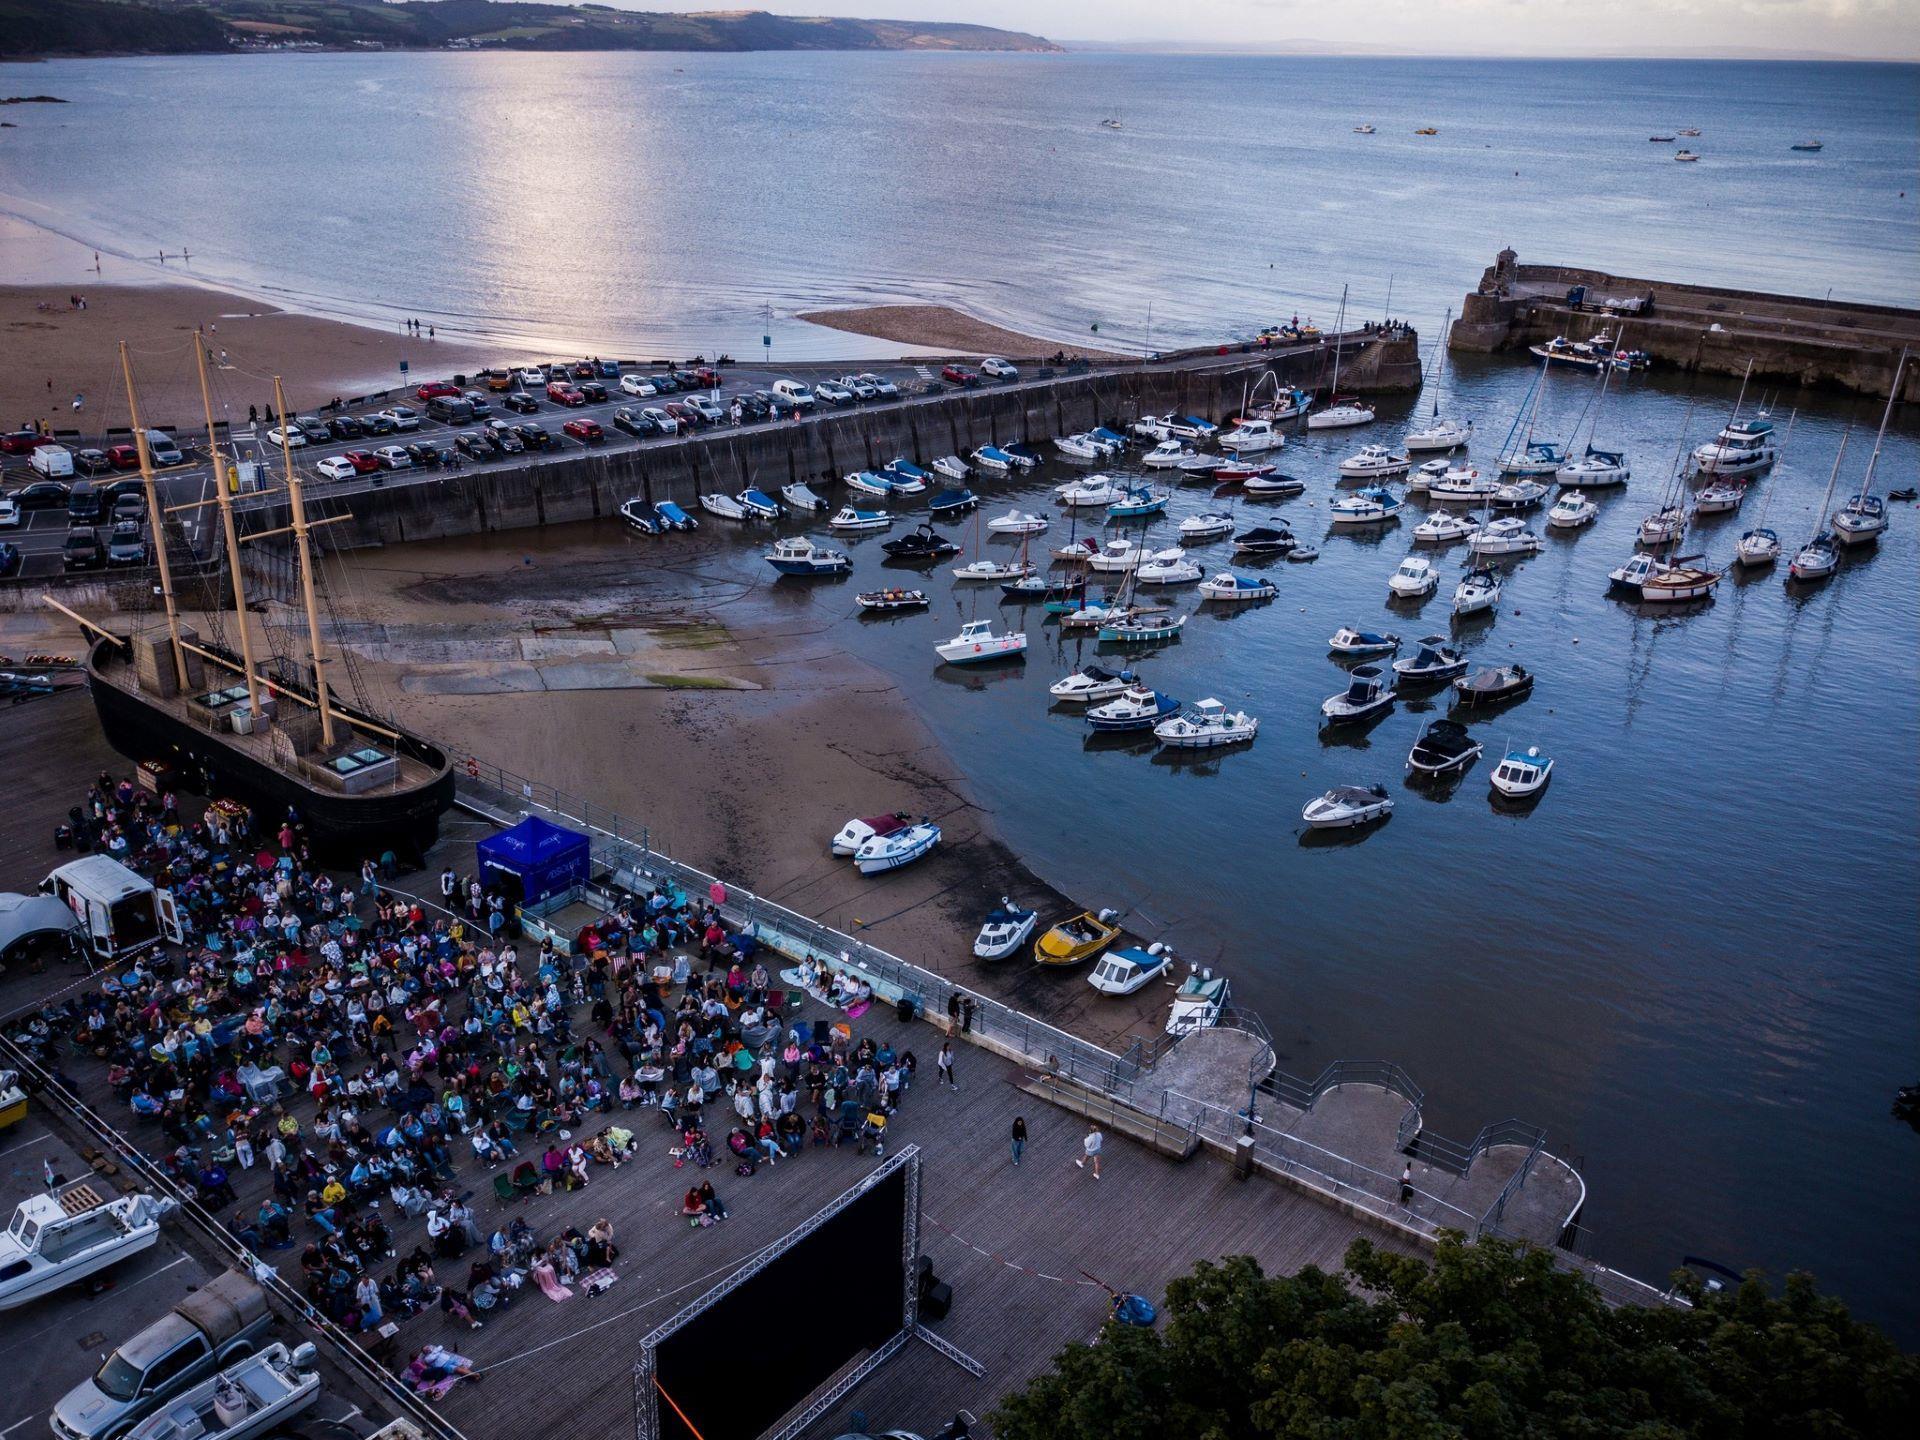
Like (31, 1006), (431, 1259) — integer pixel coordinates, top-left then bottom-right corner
(814, 379), (853, 406)
(0, 498), (19, 528)
(611, 407), (654, 437)
(461, 390), (493, 417)
(8, 479), (71, 510)
(75, 447), (112, 475)
(62, 524), (103, 571)
(639, 407), (677, 435)
(315, 456), (358, 481)
(359, 412), (397, 436)
(515, 423), (553, 450)
(266, 424), (307, 448)
(372, 445), (413, 470)
(106, 519), (148, 565)
(327, 415), (364, 441)
(857, 371), (900, 398)
(546, 381), (586, 406)
(455, 432), (490, 460)
(379, 406), (421, 431)
(941, 363), (979, 387)
(66, 481), (104, 522)
(562, 418), (604, 444)
(415, 380), (460, 401)
(980, 356), (1019, 379)
(619, 374), (656, 398)
(502, 390), (540, 414)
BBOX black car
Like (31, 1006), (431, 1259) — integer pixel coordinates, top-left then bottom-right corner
(106, 519), (148, 566)
(611, 407), (654, 437)
(455, 432), (490, 460)
(502, 391), (539, 414)
(74, 447), (112, 476)
(515, 423), (552, 450)
(66, 482), (104, 523)
(61, 524), (103, 571)
(738, 391), (774, 421)
(648, 374), (679, 393)
(404, 442), (441, 468)
(360, 412), (397, 436)
(110, 492), (147, 523)
(328, 416), (365, 441)
(101, 477), (146, 506)
(8, 480), (71, 510)
(484, 422), (524, 455)
(577, 381), (608, 403)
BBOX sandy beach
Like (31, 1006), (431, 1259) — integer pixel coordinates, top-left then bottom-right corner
(799, 303), (1131, 362)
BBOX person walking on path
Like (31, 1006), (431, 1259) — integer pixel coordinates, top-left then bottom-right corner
(1399, 1163), (1415, 1205)
(1009, 1115), (1026, 1166)
(935, 1041), (957, 1089)
(1075, 1123), (1102, 1179)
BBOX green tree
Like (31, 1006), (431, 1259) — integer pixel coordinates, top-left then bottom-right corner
(991, 1237), (1916, 1440)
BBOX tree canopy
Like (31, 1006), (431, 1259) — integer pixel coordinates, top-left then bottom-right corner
(991, 1236), (1916, 1440)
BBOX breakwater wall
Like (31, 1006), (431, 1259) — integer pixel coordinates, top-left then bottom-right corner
(1449, 250), (1920, 400)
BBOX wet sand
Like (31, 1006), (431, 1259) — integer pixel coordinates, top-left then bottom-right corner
(799, 303), (1131, 362)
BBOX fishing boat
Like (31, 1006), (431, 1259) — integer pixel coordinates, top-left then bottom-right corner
(973, 900), (1039, 960)
(1405, 309), (1473, 451)
(763, 536), (851, 576)
(1678, 127), (1700, 136)
(1054, 433), (1101, 462)
(1451, 567), (1502, 616)
(1301, 784), (1394, 829)
(855, 587), (929, 611)
(972, 445), (1016, 473)
(831, 506), (892, 532)
(1387, 555), (1438, 597)
(1321, 664), (1396, 723)
(653, 500), (698, 531)
(1492, 478), (1549, 509)
(1328, 626), (1400, 656)
(1392, 635), (1468, 682)
(1547, 490), (1598, 529)
(1650, 134), (1676, 142)
(883, 521), (959, 557)
(988, 509), (1049, 536)
(1427, 466), (1498, 503)
(1467, 517), (1544, 557)
(1354, 123), (1376, 134)
(1089, 944), (1175, 996)
(1108, 487), (1169, 520)
(1132, 414), (1176, 441)
(1154, 697), (1258, 749)
(1528, 334), (1616, 373)
(883, 458), (932, 492)
(929, 487), (979, 518)
(1166, 971), (1230, 1034)
(699, 492), (748, 521)
(1412, 510), (1474, 545)
(123, 1343), (321, 1440)
(1694, 479), (1744, 514)
(1489, 746), (1553, 799)
(1733, 528), (1781, 567)
(1640, 556), (1722, 603)
(1057, 475), (1128, 508)
(1406, 718), (1483, 777)
(1049, 664), (1137, 704)
(0, 1184), (175, 1309)
(830, 811), (913, 856)
(1141, 440), (1196, 470)
(844, 470), (896, 497)
(1218, 417), (1284, 452)
(952, 557), (1034, 583)
(1179, 511), (1235, 542)
(1674, 149), (1700, 162)
(1328, 487), (1403, 525)
(1339, 445), (1412, 479)
(738, 488), (782, 520)
(854, 821), (940, 875)
(933, 619), (1026, 665)
(1198, 572), (1276, 602)
(931, 455), (972, 481)
(1034, 908), (1123, 966)
(781, 481), (827, 513)
(1241, 471), (1306, 496)
(1452, 663), (1532, 707)
(1833, 351), (1904, 547)
(1605, 550), (1665, 590)
(1099, 612), (1187, 643)
(1232, 524), (1298, 555)
(1136, 548), (1202, 585)
(1087, 539), (1147, 573)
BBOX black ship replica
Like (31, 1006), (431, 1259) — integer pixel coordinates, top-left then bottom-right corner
(49, 343), (454, 861)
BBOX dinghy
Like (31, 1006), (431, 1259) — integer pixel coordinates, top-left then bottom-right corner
(882, 522), (959, 557)
(1489, 746), (1554, 799)
(1387, 555), (1438, 597)
(831, 811), (912, 856)
(1301, 784), (1394, 829)
(1035, 908), (1123, 966)
(1451, 567), (1502, 616)
(781, 482), (828, 513)
(1392, 635), (1468, 682)
(1328, 487), (1403, 525)
(1049, 664), (1137, 704)
(854, 821), (941, 875)
(1165, 971), (1230, 1033)
(1154, 697), (1258, 749)
(764, 536), (851, 576)
(1088, 684), (1181, 731)
(1197, 572), (1276, 602)
(1288, 544), (1320, 562)
(855, 587), (929, 612)
(1329, 626), (1400, 656)
(830, 506), (892, 532)
(1406, 718), (1483, 776)
(988, 509), (1049, 536)
(1089, 944), (1175, 996)
(1452, 663), (1533, 707)
(1321, 664), (1396, 724)
(934, 619), (1026, 664)
(973, 900), (1038, 959)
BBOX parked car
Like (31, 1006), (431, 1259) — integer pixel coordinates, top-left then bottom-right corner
(379, 406), (421, 431)
(0, 540), (19, 575)
(517, 367), (546, 388)
(32, 445), (76, 480)
(502, 390), (539, 414)
(569, 360), (596, 379)
(857, 371), (900, 398)
(837, 374), (878, 401)
(619, 374), (656, 398)
(562, 418), (604, 444)
(66, 482), (104, 522)
(684, 395), (725, 425)
(106, 519), (148, 566)
(484, 368), (515, 392)
(326, 415), (364, 441)
(341, 450), (380, 474)
(515, 423), (552, 450)
(145, 431), (185, 466)
(359, 412), (397, 436)
(611, 407), (654, 437)
(8, 479), (71, 510)
(546, 382), (586, 407)
(595, 359), (621, 378)
(61, 524), (103, 571)
(736, 391), (773, 421)
(404, 441), (441, 468)
(577, 381), (608, 403)
(102, 444), (139, 470)
(980, 356), (1019, 380)
(461, 390), (493, 417)
(484, 420), (524, 454)
(814, 379), (853, 406)
(647, 373), (679, 393)
(315, 456), (358, 481)
(296, 420), (334, 446)
(266, 425), (307, 448)
(0, 429), (54, 456)
(941, 363), (979, 387)
(664, 401), (701, 430)
(110, 492), (147, 522)
(74, 447), (112, 475)
(684, 365), (722, 388)
(0, 497), (19, 528)
(371, 445), (413, 471)
(415, 380), (461, 402)
(424, 395), (474, 425)
(639, 407), (677, 435)
(454, 432), (490, 460)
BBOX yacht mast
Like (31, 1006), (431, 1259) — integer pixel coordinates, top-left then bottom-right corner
(1429, 307), (1451, 420)
(1807, 430), (1849, 547)
(194, 332), (260, 716)
(1327, 284), (1348, 397)
(272, 376), (336, 748)
(119, 342), (188, 691)
(1855, 347), (1907, 501)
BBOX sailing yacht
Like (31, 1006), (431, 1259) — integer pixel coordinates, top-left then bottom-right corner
(1497, 356), (1564, 475)
(1306, 284), (1376, 430)
(1555, 343), (1630, 487)
(1833, 349), (1905, 548)
(1404, 308), (1473, 452)
(1789, 431), (1850, 582)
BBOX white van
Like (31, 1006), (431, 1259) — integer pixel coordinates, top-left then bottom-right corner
(43, 855), (182, 965)
(30, 444), (74, 479)
(770, 379), (816, 410)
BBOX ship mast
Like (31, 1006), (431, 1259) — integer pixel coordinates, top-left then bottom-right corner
(271, 376), (336, 748)
(194, 332), (260, 716)
(119, 342), (188, 692)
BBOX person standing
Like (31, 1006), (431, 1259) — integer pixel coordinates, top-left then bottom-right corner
(1399, 1163), (1415, 1205)
(935, 1041), (957, 1090)
(1009, 1115), (1026, 1166)
(1075, 1123), (1102, 1179)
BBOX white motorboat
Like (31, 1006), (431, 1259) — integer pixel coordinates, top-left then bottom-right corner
(1328, 626), (1400, 656)
(1452, 566), (1502, 616)
(1427, 466), (1498, 503)
(1307, 399), (1376, 430)
(973, 899), (1039, 959)
(746, 491), (787, 524)
(1197, 572), (1276, 602)
(1165, 414), (1218, 442)
(988, 509), (1049, 536)
(830, 811), (913, 856)
(1141, 440), (1196, 470)
(1412, 510), (1475, 545)
(1321, 663), (1396, 723)
(1640, 558), (1722, 603)
(972, 445), (1015, 473)
(1154, 697), (1258, 749)
(1405, 718), (1483, 777)
(1087, 539), (1147, 573)
(1467, 517), (1544, 557)
(1340, 445), (1412, 479)
(1054, 433), (1101, 462)
(1694, 479), (1744, 514)
(764, 536), (852, 576)
(1606, 550), (1666, 590)
(1301, 784), (1394, 829)
(1556, 447), (1630, 487)
(0, 1184), (175, 1309)
(1546, 490), (1598, 529)
(1049, 664), (1138, 704)
(1409, 458), (1448, 492)
(1244, 380), (1313, 422)
(1492, 478), (1549, 509)
(1639, 505), (1687, 547)
(1052, 535), (1101, 563)
(1387, 555), (1438, 597)
(1354, 123), (1376, 134)
(1242, 471), (1306, 496)
(1405, 416), (1472, 453)
(1089, 944), (1175, 996)
(934, 619), (1026, 664)
(1694, 416), (1777, 476)
(1098, 612), (1188, 643)
(854, 821), (941, 875)
(1175, 452), (1224, 477)
(1489, 747), (1553, 799)
(844, 470), (896, 497)
(1179, 511), (1235, 542)
(1832, 494), (1889, 547)
(829, 506), (891, 531)
(1087, 684), (1181, 731)
(1392, 635), (1469, 682)
(1165, 971), (1230, 1034)
(931, 455), (972, 481)
(952, 557), (1034, 583)
(123, 1343), (321, 1440)
(1328, 487), (1403, 525)
(881, 459), (930, 492)
(1217, 418), (1283, 452)
(1136, 548), (1202, 585)
(1733, 527), (1781, 567)
(1057, 475), (1127, 508)
(1131, 413), (1175, 441)
(780, 483), (827, 514)
(1675, 149), (1700, 162)
(698, 493), (748, 521)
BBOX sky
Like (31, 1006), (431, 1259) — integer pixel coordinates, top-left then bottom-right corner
(614, 1), (1920, 60)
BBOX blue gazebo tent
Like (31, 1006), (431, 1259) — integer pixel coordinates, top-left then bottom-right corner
(475, 816), (591, 905)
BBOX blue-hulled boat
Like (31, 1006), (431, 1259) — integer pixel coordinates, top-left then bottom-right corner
(929, 487), (979, 517)
(764, 536), (852, 576)
(1107, 486), (1169, 520)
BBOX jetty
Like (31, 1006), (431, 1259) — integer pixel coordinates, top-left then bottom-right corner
(1449, 248), (1920, 400)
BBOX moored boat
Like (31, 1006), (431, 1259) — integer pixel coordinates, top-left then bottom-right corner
(931, 455), (972, 481)
(1232, 524), (1298, 555)
(1098, 612), (1187, 643)
(1733, 527), (1780, 567)
(1328, 487), (1403, 525)
(1035, 908), (1123, 966)
(1640, 558), (1721, 603)
(854, 821), (941, 875)
(1451, 566), (1502, 616)
(1153, 697), (1258, 749)
(763, 536), (851, 576)
(1320, 664), (1396, 724)
(1328, 626), (1399, 656)
(1547, 490), (1598, 529)
(1049, 664), (1137, 704)
(830, 506), (892, 532)
(987, 509), (1049, 536)
(934, 619), (1026, 664)
(1197, 572), (1276, 602)
(1392, 635), (1469, 682)
(1406, 718), (1483, 776)
(1387, 555), (1438, 597)
(699, 492), (748, 521)
(1089, 944), (1175, 996)
(781, 481), (828, 513)
(973, 899), (1039, 959)
(1452, 663), (1533, 707)
(1301, 784), (1393, 829)
(855, 587), (929, 612)
(1339, 444), (1412, 479)
(737, 488), (783, 520)
(929, 487), (979, 518)
(830, 811), (912, 856)
(1489, 746), (1554, 799)
(882, 521), (958, 557)
(1179, 511), (1235, 542)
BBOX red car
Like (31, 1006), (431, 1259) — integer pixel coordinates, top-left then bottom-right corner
(562, 418), (604, 444)
(0, 430), (57, 455)
(106, 444), (141, 470)
(546, 382), (587, 406)
(941, 364), (979, 387)
(342, 449), (381, 474)
(415, 381), (461, 401)
(684, 365), (722, 388)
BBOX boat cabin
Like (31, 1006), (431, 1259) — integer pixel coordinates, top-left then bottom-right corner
(4, 1186), (130, 1271)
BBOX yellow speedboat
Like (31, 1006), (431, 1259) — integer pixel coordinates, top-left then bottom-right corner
(1034, 908), (1123, 966)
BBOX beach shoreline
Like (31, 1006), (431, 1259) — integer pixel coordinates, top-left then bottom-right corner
(798, 303), (1133, 362)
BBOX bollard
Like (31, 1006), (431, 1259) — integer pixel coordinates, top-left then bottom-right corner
(1234, 1134), (1255, 1179)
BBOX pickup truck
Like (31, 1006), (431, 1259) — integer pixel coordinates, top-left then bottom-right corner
(52, 1270), (272, 1440)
